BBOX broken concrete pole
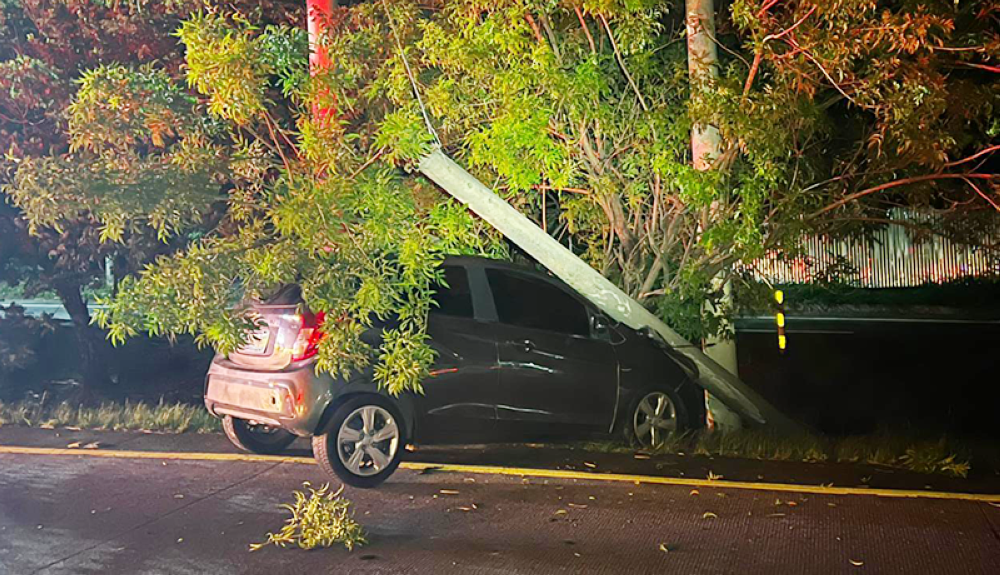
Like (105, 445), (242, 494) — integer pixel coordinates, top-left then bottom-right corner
(419, 148), (800, 432)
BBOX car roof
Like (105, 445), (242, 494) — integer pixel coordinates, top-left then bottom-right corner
(442, 255), (553, 279)
(441, 255), (613, 317)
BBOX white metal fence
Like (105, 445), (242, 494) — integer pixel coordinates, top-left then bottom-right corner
(748, 219), (1000, 288)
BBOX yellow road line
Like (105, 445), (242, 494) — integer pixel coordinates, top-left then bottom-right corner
(0, 445), (312, 465)
(2, 445), (998, 503)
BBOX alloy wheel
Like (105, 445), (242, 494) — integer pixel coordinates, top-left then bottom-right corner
(632, 391), (678, 448)
(336, 405), (400, 477)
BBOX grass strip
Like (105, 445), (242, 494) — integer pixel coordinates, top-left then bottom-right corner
(0, 398), (220, 433)
(580, 429), (973, 478)
(0, 400), (974, 477)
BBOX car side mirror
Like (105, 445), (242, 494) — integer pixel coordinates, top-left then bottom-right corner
(591, 314), (610, 334)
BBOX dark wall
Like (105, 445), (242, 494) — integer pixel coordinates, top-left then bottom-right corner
(737, 317), (1000, 438)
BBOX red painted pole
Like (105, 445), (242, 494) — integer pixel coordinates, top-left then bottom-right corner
(307, 0), (336, 124)
(307, 0), (334, 73)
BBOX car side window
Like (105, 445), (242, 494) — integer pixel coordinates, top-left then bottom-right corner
(432, 265), (474, 318)
(486, 269), (589, 336)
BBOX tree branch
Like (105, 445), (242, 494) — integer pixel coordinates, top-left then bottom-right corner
(944, 144), (1000, 169)
(573, 5), (596, 53)
(962, 177), (1000, 212)
(959, 62), (1000, 74)
(531, 184), (590, 195)
(524, 13), (545, 45)
(809, 173), (998, 218)
(599, 15), (649, 112)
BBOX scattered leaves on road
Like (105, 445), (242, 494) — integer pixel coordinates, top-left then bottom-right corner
(634, 453), (650, 460)
(439, 489), (460, 495)
(66, 442), (81, 448)
(689, 489), (699, 496)
(702, 512), (718, 519)
(850, 559), (864, 566)
(583, 461), (597, 469)
(706, 471), (723, 481)
(567, 503), (587, 509)
(658, 543), (671, 553)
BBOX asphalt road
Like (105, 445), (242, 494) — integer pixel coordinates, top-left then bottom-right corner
(2, 450), (1000, 575)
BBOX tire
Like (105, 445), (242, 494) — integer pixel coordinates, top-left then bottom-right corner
(312, 395), (406, 489)
(623, 386), (690, 449)
(222, 415), (297, 455)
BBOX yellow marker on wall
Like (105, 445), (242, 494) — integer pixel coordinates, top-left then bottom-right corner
(775, 290), (786, 353)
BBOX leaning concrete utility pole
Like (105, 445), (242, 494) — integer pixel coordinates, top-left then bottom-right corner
(418, 151), (801, 431)
(308, 3), (798, 431)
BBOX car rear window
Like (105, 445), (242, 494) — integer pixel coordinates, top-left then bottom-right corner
(432, 265), (474, 318)
(486, 269), (589, 336)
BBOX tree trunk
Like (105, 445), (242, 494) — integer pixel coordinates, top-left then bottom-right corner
(54, 282), (113, 396)
(686, 0), (722, 169)
(686, 0), (742, 430)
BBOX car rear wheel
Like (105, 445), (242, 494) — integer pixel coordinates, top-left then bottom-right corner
(312, 395), (406, 489)
(222, 415), (297, 455)
(626, 387), (689, 449)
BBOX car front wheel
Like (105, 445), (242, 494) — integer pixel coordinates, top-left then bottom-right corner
(222, 415), (297, 455)
(312, 395), (406, 489)
(626, 387), (689, 449)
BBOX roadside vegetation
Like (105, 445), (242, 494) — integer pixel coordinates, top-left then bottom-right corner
(0, 398), (219, 433)
(0, 397), (972, 478)
(583, 429), (973, 479)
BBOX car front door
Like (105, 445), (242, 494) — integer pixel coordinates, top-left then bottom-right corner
(485, 267), (618, 437)
(415, 264), (500, 443)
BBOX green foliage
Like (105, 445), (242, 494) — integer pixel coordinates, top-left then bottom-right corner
(251, 482), (366, 552)
(80, 7), (509, 395)
(6, 0), (997, 398)
(176, 12), (308, 125)
(8, 153), (222, 242)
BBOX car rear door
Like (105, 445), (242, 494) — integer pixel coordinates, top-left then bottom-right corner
(485, 267), (618, 435)
(415, 264), (500, 443)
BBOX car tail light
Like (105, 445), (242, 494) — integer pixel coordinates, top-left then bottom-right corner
(291, 311), (326, 361)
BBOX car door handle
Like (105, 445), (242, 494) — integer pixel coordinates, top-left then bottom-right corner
(507, 339), (535, 353)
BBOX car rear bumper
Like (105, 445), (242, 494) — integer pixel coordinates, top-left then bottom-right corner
(204, 355), (335, 437)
